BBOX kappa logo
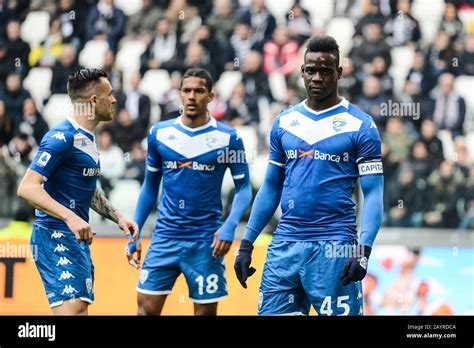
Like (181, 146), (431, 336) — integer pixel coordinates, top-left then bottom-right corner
(289, 119), (300, 128)
(167, 134), (177, 141)
(80, 139), (87, 148)
(37, 151), (51, 167)
(52, 131), (66, 142)
(53, 244), (69, 253)
(61, 285), (78, 295)
(139, 269), (149, 284)
(332, 116), (347, 132)
(86, 278), (93, 294)
(51, 231), (65, 239)
(58, 271), (75, 281)
(56, 257), (72, 266)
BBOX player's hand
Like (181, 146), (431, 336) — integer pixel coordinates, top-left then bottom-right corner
(126, 239), (142, 269)
(117, 216), (139, 242)
(212, 231), (232, 257)
(234, 239), (256, 289)
(339, 245), (372, 286)
(65, 213), (95, 245)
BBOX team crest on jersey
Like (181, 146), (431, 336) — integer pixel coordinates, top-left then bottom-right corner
(332, 116), (347, 132)
(86, 278), (93, 294)
(205, 135), (218, 148)
(139, 269), (149, 284)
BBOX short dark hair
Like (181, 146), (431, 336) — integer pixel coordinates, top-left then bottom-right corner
(67, 68), (107, 100)
(305, 35), (340, 67)
(181, 68), (213, 92)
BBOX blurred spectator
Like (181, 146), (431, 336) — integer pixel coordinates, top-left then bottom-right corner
(123, 142), (147, 184)
(418, 119), (444, 169)
(409, 139), (434, 178)
(7, 132), (36, 172)
(242, 50), (271, 101)
(85, 0), (126, 52)
(56, 0), (85, 49)
(6, 20), (30, 76)
(116, 72), (151, 138)
(458, 34), (474, 76)
(17, 98), (49, 144)
(225, 82), (259, 126)
(126, 0), (163, 43)
(406, 50), (438, 97)
(98, 128), (125, 197)
(239, 0), (277, 51)
(366, 55), (394, 97)
(0, 73), (31, 127)
(139, 17), (178, 75)
(226, 21), (254, 70)
(0, 0), (29, 38)
(188, 24), (222, 76)
(50, 44), (82, 95)
(350, 23), (391, 71)
(397, 80), (435, 131)
(453, 137), (470, 177)
(459, 165), (474, 230)
(206, 0), (238, 46)
(384, 0), (421, 48)
(424, 160), (464, 228)
(165, 0), (202, 45)
(0, 99), (13, 146)
(262, 26), (299, 78)
(382, 118), (414, 165)
(286, 2), (312, 46)
(29, 17), (63, 68)
(355, 75), (388, 129)
(0, 38), (10, 85)
(385, 163), (425, 227)
(438, 2), (463, 44)
(355, 0), (387, 39)
(432, 72), (466, 138)
(426, 31), (457, 74)
(338, 57), (362, 101)
(111, 108), (144, 153)
(103, 49), (123, 93)
(159, 70), (182, 120)
(208, 91), (227, 121)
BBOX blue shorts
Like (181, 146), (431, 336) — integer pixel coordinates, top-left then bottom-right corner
(258, 240), (363, 316)
(31, 224), (95, 308)
(137, 236), (227, 303)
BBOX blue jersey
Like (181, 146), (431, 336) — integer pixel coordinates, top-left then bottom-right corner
(146, 116), (248, 240)
(269, 97), (383, 242)
(29, 118), (101, 230)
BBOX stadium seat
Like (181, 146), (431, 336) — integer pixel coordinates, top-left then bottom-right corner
(23, 67), (52, 111)
(78, 40), (110, 69)
(215, 71), (242, 101)
(265, 0), (294, 24)
(455, 76), (474, 133)
(458, 9), (474, 34)
(301, 0), (334, 27)
(20, 11), (50, 48)
(268, 72), (287, 102)
(437, 130), (455, 161)
(326, 17), (355, 58)
(389, 46), (415, 94)
(139, 69), (172, 104)
(116, 40), (147, 75)
(43, 94), (72, 127)
(412, 0), (445, 44)
(109, 179), (142, 218)
(114, 0), (143, 16)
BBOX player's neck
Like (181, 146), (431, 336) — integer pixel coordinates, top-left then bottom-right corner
(182, 112), (210, 128)
(70, 114), (99, 134)
(306, 94), (341, 113)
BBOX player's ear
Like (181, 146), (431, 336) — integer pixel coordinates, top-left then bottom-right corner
(337, 66), (343, 80)
(300, 64), (304, 77)
(208, 90), (214, 103)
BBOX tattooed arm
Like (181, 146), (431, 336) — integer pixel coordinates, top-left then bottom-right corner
(91, 187), (139, 239)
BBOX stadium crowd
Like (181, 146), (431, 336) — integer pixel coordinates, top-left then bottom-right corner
(0, 0), (473, 230)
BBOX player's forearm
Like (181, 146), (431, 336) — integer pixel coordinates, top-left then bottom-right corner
(17, 183), (75, 223)
(91, 186), (122, 224)
(243, 164), (285, 243)
(134, 169), (162, 233)
(219, 175), (252, 241)
(359, 175), (384, 247)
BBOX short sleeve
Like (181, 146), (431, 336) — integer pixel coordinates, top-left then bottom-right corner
(268, 117), (285, 168)
(146, 126), (162, 173)
(226, 131), (249, 180)
(356, 119), (383, 176)
(29, 130), (73, 179)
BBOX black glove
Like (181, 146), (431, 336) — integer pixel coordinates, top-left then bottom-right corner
(339, 244), (372, 286)
(234, 239), (256, 288)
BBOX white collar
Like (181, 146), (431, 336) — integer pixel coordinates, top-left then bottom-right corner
(67, 117), (95, 138)
(302, 97), (349, 115)
(174, 115), (217, 132)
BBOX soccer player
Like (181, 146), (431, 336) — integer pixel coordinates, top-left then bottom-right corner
(126, 68), (252, 315)
(17, 68), (139, 315)
(234, 36), (384, 315)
